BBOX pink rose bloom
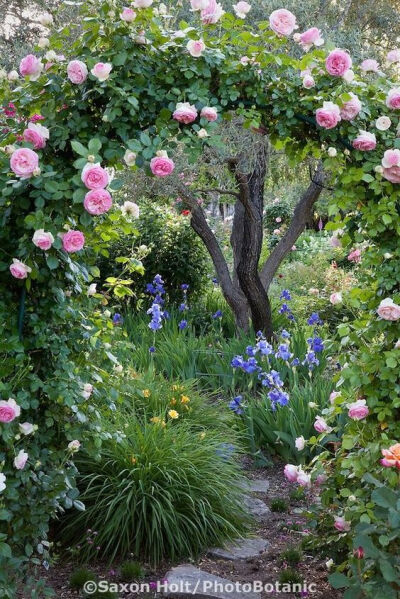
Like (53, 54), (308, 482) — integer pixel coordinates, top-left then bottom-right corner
(377, 298), (400, 321)
(187, 39), (206, 57)
(383, 166), (400, 183)
(382, 149), (400, 168)
(19, 54), (42, 80)
(284, 464), (299, 482)
(325, 49), (352, 77)
(329, 391), (341, 404)
(91, 62), (112, 82)
(302, 74), (315, 88)
(386, 88), (400, 109)
(352, 130), (376, 151)
(121, 7), (136, 21)
(315, 102), (341, 129)
(150, 153), (175, 177)
(314, 416), (331, 433)
(334, 516), (350, 532)
(296, 470), (311, 487)
(14, 450), (28, 470)
(348, 399), (369, 420)
(387, 49), (400, 64)
(299, 27), (323, 50)
(67, 60), (88, 84)
(348, 248), (361, 263)
(191, 0), (209, 9)
(340, 93), (361, 121)
(32, 229), (54, 250)
(10, 258), (31, 279)
(269, 8), (297, 36)
(10, 148), (39, 179)
(84, 189), (113, 215)
(0, 398), (20, 423)
(330, 292), (342, 305)
(81, 163), (109, 189)
(23, 122), (49, 150)
(233, 1), (251, 18)
(200, 106), (218, 121)
(361, 59), (379, 72)
(173, 102), (198, 124)
(381, 443), (400, 468)
(201, 0), (224, 24)
(62, 230), (85, 253)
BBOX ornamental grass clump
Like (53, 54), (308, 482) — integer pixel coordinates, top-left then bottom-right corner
(62, 419), (250, 564)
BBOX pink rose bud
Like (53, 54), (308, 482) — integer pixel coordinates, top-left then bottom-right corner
(187, 39), (206, 57)
(0, 398), (21, 423)
(19, 422), (34, 435)
(314, 416), (331, 433)
(334, 516), (350, 532)
(150, 153), (175, 177)
(32, 229), (54, 250)
(10, 148), (39, 179)
(377, 298), (400, 321)
(19, 54), (43, 80)
(284, 464), (299, 482)
(81, 163), (109, 189)
(62, 230), (85, 253)
(10, 259), (32, 279)
(84, 189), (113, 215)
(200, 106), (218, 121)
(14, 450), (28, 470)
(348, 399), (369, 420)
(173, 102), (198, 124)
(354, 547), (364, 559)
(295, 436), (305, 451)
(67, 60), (88, 84)
(352, 130), (376, 151)
(340, 93), (361, 121)
(120, 7), (136, 21)
(386, 88), (400, 109)
(302, 74), (315, 88)
(316, 102), (341, 129)
(91, 62), (112, 82)
(329, 391), (341, 404)
(269, 8), (297, 36)
(67, 440), (81, 452)
(325, 49), (352, 77)
(296, 469), (311, 487)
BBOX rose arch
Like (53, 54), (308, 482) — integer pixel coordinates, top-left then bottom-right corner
(1, 0), (400, 594)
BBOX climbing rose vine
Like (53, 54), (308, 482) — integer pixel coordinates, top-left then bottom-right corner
(1, 0), (400, 595)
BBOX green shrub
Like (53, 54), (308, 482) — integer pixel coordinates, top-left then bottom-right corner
(270, 499), (288, 513)
(280, 547), (303, 566)
(289, 487), (306, 503)
(120, 561), (144, 582)
(278, 568), (304, 585)
(100, 200), (210, 302)
(69, 568), (97, 590)
(62, 419), (250, 564)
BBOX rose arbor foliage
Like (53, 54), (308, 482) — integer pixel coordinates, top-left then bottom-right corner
(1, 0), (400, 591)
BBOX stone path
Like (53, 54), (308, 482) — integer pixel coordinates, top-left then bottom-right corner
(163, 478), (270, 599)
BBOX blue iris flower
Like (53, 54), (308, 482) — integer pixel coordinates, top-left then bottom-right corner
(276, 344), (293, 361)
(229, 395), (243, 415)
(307, 312), (323, 326)
(178, 319), (188, 330)
(231, 355), (244, 368)
(212, 310), (223, 319)
(280, 289), (292, 301)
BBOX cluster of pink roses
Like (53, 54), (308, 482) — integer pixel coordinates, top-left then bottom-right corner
(0, 397), (33, 478)
(377, 298), (400, 321)
(172, 102), (218, 124)
(284, 464), (311, 487)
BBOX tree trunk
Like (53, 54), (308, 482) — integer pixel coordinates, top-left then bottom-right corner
(232, 140), (274, 338)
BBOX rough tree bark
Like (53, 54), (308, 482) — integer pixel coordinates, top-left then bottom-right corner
(178, 145), (326, 338)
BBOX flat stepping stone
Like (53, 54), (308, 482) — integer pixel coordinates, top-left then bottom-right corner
(243, 496), (271, 521)
(208, 537), (270, 560)
(240, 478), (270, 493)
(164, 565), (260, 599)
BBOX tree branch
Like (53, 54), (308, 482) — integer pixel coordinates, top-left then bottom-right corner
(259, 161), (326, 291)
(194, 187), (240, 199)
